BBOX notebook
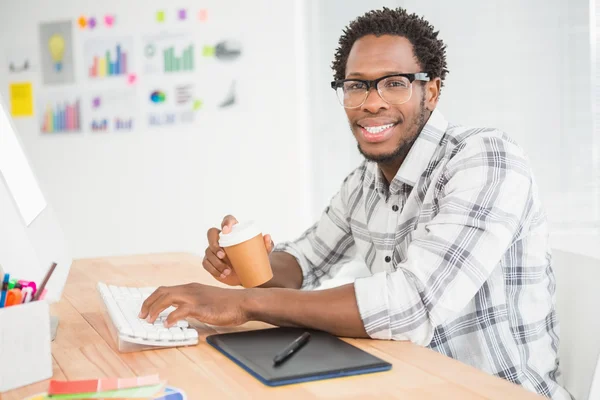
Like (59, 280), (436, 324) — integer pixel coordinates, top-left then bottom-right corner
(206, 327), (392, 386)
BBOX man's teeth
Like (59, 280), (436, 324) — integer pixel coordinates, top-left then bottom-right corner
(363, 123), (394, 134)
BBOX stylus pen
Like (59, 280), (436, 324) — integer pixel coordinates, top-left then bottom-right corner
(33, 262), (57, 301)
(273, 331), (311, 366)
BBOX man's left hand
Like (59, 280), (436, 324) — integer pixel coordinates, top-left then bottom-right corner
(138, 283), (250, 328)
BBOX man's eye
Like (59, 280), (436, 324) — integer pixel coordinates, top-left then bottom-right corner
(345, 82), (366, 91)
(385, 80), (409, 88)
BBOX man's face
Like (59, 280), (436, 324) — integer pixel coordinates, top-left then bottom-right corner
(344, 35), (437, 164)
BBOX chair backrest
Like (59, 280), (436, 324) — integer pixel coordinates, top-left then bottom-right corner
(552, 249), (600, 400)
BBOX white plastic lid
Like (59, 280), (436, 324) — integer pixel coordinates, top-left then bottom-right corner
(218, 221), (262, 247)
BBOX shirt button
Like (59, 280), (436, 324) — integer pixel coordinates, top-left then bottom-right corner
(392, 205), (399, 211)
(385, 256), (391, 263)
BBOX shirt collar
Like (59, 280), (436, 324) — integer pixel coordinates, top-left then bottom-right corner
(368, 108), (449, 192)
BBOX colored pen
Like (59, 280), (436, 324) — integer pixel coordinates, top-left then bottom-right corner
(273, 332), (311, 366)
(0, 273), (10, 308)
(5, 288), (22, 307)
(33, 262), (57, 301)
(21, 286), (33, 303)
(19, 280), (37, 298)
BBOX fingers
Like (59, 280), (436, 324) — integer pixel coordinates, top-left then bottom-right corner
(202, 256), (220, 278)
(207, 228), (227, 261)
(145, 293), (172, 324)
(264, 234), (275, 253)
(203, 248), (231, 278)
(207, 227), (221, 252)
(139, 286), (165, 319)
(165, 305), (192, 328)
(221, 215), (238, 233)
(139, 287), (173, 323)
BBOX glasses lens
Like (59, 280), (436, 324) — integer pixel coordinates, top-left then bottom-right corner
(378, 76), (412, 105)
(336, 81), (367, 108)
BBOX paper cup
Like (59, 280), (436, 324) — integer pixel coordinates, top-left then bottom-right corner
(218, 221), (273, 288)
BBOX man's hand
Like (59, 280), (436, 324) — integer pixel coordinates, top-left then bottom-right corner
(204, 215), (274, 286)
(138, 283), (250, 328)
(138, 282), (368, 338)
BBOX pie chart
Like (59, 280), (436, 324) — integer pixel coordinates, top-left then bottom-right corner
(150, 90), (166, 103)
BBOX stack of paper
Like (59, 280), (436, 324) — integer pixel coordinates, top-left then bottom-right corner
(24, 374), (187, 399)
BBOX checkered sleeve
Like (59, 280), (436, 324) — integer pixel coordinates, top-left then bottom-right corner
(273, 169), (360, 289)
(354, 135), (536, 344)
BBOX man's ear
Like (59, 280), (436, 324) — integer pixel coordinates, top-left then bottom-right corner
(424, 77), (441, 111)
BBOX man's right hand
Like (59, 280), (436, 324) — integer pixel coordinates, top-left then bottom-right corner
(204, 215), (275, 286)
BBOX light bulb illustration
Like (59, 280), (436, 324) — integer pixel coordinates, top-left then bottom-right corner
(48, 33), (65, 72)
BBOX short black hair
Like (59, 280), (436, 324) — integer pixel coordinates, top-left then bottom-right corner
(332, 7), (449, 88)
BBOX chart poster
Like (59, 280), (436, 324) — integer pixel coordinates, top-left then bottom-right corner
(146, 82), (203, 128)
(143, 32), (196, 75)
(85, 90), (137, 133)
(38, 91), (82, 134)
(84, 37), (134, 81)
(39, 20), (75, 85)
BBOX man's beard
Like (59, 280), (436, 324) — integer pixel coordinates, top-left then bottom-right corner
(356, 97), (428, 165)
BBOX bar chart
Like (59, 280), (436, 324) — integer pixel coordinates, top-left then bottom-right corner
(114, 118), (133, 130)
(85, 90), (136, 133)
(41, 99), (81, 133)
(163, 44), (194, 72)
(91, 119), (108, 132)
(88, 43), (128, 78)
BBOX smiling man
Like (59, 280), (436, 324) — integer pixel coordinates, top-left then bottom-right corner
(140, 8), (570, 399)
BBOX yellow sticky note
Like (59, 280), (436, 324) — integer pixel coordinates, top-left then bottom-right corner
(202, 45), (215, 57)
(9, 82), (34, 117)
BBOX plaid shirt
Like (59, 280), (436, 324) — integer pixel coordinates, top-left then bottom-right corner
(276, 109), (570, 399)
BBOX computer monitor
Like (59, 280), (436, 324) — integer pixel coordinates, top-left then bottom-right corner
(0, 94), (72, 309)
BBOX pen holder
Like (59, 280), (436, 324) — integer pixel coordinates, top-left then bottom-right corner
(0, 301), (53, 392)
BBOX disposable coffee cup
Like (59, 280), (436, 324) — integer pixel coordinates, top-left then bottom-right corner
(218, 221), (273, 288)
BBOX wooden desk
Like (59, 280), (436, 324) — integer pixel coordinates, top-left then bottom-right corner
(3, 254), (543, 399)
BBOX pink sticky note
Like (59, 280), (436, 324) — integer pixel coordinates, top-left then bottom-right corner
(127, 74), (137, 85)
(104, 15), (115, 27)
(198, 9), (208, 22)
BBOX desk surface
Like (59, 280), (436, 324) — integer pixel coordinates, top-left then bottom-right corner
(4, 253), (543, 400)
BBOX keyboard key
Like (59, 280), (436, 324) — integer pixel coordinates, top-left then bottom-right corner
(176, 320), (189, 328)
(105, 296), (126, 331)
(147, 330), (159, 340)
(160, 306), (177, 318)
(140, 320), (154, 328)
(121, 326), (134, 337)
(184, 329), (199, 340)
(109, 285), (123, 299)
(140, 287), (156, 297)
(128, 287), (142, 298)
(133, 326), (147, 339)
(169, 327), (185, 341)
(119, 286), (132, 297)
(159, 331), (172, 341)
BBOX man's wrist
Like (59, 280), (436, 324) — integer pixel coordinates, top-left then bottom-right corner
(241, 287), (268, 321)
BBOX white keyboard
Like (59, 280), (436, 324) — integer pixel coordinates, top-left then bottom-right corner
(97, 282), (199, 352)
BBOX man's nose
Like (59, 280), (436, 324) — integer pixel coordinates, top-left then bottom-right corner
(361, 88), (389, 113)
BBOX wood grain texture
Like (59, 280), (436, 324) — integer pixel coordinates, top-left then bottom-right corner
(1, 253), (544, 399)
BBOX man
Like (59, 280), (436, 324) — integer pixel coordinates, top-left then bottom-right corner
(140, 7), (570, 399)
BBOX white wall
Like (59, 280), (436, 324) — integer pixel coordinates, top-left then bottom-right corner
(0, 0), (597, 260)
(0, 0), (312, 258)
(305, 0), (600, 258)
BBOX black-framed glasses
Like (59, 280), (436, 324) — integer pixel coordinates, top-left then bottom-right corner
(331, 72), (430, 109)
